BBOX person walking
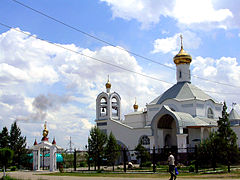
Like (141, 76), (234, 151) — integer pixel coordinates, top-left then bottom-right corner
(168, 152), (176, 180)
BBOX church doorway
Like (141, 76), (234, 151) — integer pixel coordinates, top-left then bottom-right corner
(157, 114), (177, 148)
(164, 134), (171, 147)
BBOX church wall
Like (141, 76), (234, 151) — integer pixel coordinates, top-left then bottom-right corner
(107, 119), (152, 150)
(124, 113), (146, 128)
(146, 104), (161, 126)
(188, 128), (201, 147)
(147, 99), (198, 126)
(231, 126), (240, 147)
(179, 100), (196, 116)
(195, 100), (222, 118)
(147, 99), (182, 125)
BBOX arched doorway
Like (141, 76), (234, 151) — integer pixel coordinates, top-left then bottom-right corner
(164, 134), (171, 147)
(157, 114), (177, 148)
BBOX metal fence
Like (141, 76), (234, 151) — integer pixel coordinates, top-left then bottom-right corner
(61, 146), (199, 173)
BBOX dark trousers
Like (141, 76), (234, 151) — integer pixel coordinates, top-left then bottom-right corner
(169, 165), (176, 180)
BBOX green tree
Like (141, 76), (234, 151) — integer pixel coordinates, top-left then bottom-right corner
(216, 102), (239, 172)
(9, 122), (27, 168)
(105, 132), (120, 171)
(0, 127), (9, 148)
(198, 102), (239, 171)
(0, 148), (14, 177)
(134, 143), (150, 167)
(88, 126), (107, 170)
(198, 132), (218, 169)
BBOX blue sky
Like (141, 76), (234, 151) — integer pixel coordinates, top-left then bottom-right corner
(0, 0), (240, 149)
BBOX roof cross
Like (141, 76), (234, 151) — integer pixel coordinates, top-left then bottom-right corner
(180, 34), (183, 49)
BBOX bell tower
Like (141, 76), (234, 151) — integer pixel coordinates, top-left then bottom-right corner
(96, 77), (121, 134)
(173, 35), (192, 83)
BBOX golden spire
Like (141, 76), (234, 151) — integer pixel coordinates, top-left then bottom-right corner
(105, 75), (111, 89)
(42, 121), (49, 138)
(173, 34), (192, 65)
(133, 97), (138, 111)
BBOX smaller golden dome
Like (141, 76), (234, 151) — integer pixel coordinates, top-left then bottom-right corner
(133, 98), (138, 110)
(173, 35), (192, 65)
(105, 75), (111, 89)
(43, 121), (49, 138)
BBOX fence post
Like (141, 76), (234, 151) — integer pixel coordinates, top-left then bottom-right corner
(74, 149), (77, 171)
(123, 148), (127, 172)
(153, 146), (156, 173)
(195, 145), (198, 173)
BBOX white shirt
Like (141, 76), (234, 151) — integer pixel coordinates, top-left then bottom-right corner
(168, 154), (175, 165)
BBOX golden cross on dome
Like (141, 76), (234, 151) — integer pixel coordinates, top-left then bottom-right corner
(44, 121), (47, 129)
(180, 34), (183, 49)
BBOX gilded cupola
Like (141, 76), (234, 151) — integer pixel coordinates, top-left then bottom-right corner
(173, 35), (192, 65)
(42, 121), (49, 141)
(105, 75), (111, 93)
(133, 98), (138, 112)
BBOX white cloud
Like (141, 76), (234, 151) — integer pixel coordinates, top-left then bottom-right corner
(100, 0), (174, 29)
(0, 28), (158, 148)
(173, 0), (232, 25)
(152, 31), (201, 54)
(100, 0), (234, 30)
(1, 27), (240, 149)
(191, 56), (240, 104)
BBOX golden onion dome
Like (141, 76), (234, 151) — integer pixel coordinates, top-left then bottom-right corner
(43, 121), (49, 137)
(133, 98), (138, 110)
(133, 103), (138, 110)
(173, 35), (192, 65)
(105, 75), (111, 89)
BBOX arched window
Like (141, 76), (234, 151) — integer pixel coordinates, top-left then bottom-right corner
(100, 97), (107, 117)
(139, 135), (150, 145)
(207, 108), (214, 119)
(111, 97), (118, 117)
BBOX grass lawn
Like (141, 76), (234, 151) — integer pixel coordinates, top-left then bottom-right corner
(41, 171), (240, 179)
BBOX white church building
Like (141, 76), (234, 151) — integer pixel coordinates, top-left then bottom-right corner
(95, 39), (240, 153)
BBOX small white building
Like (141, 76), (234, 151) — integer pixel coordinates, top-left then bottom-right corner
(31, 122), (62, 171)
(95, 39), (240, 155)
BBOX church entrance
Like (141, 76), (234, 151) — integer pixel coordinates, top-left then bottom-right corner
(157, 114), (177, 148)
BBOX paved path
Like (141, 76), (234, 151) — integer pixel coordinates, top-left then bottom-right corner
(1, 171), (240, 180)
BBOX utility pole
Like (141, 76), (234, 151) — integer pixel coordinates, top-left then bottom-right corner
(67, 136), (74, 153)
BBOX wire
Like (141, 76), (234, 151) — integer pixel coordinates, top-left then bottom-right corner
(0, 22), (172, 85)
(8, 0), (240, 89)
(0, 22), (239, 96)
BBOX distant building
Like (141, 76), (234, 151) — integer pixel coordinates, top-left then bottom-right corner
(95, 38), (240, 156)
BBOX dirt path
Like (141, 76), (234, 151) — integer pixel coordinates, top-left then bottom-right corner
(1, 171), (240, 180)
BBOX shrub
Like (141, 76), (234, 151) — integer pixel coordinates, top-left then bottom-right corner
(79, 161), (87, 167)
(140, 161), (152, 167)
(97, 169), (103, 173)
(10, 166), (17, 171)
(59, 164), (64, 173)
(189, 165), (194, 172)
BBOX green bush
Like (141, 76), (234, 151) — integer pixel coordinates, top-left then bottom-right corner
(10, 166), (17, 171)
(189, 165), (195, 172)
(79, 161), (87, 167)
(0, 175), (18, 180)
(97, 169), (103, 173)
(59, 164), (64, 173)
(140, 161), (152, 167)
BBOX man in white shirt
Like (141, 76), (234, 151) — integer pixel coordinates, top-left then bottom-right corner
(168, 152), (176, 180)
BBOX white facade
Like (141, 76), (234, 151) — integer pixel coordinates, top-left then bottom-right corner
(95, 43), (240, 156)
(32, 122), (62, 172)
